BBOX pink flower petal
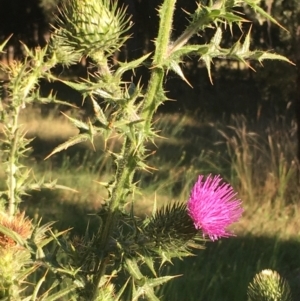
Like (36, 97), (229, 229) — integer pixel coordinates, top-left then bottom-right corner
(187, 175), (243, 241)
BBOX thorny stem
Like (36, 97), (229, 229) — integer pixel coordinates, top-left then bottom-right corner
(91, 0), (177, 298)
(91, 137), (136, 299)
(141, 0), (177, 127)
(7, 106), (21, 217)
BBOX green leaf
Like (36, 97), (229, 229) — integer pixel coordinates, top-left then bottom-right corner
(146, 275), (181, 289)
(49, 76), (90, 94)
(0, 223), (26, 246)
(115, 278), (131, 301)
(30, 90), (78, 108)
(0, 34), (12, 52)
(60, 112), (90, 131)
(168, 60), (192, 87)
(211, 26), (223, 47)
(134, 285), (160, 301)
(221, 11), (247, 24)
(201, 54), (213, 84)
(90, 96), (108, 126)
(44, 133), (90, 159)
(136, 252), (157, 277)
(249, 51), (295, 65)
(134, 275), (179, 301)
(124, 257), (144, 281)
(42, 283), (79, 301)
(125, 257), (179, 301)
(28, 180), (78, 193)
(31, 269), (47, 301)
(244, 0), (287, 31)
(171, 44), (210, 58)
(115, 53), (151, 79)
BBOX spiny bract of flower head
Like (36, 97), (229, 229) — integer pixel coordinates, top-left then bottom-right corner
(187, 174), (243, 241)
(55, 0), (130, 58)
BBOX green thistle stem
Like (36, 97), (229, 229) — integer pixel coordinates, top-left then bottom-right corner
(91, 137), (137, 299)
(141, 0), (177, 127)
(7, 107), (21, 217)
(4, 48), (57, 217)
(91, 0), (178, 297)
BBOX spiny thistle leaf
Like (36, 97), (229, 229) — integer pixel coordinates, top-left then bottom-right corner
(248, 51), (295, 65)
(115, 53), (151, 79)
(166, 2), (292, 84)
(244, 0), (287, 31)
(48, 77), (90, 96)
(30, 269), (48, 301)
(28, 180), (78, 193)
(124, 257), (177, 301)
(194, 27), (293, 82)
(30, 90), (78, 108)
(31, 224), (69, 250)
(168, 60), (192, 87)
(44, 133), (90, 159)
(211, 26), (223, 47)
(43, 110), (113, 159)
(115, 278), (131, 301)
(187, 1), (247, 34)
(133, 275), (180, 301)
(41, 283), (79, 301)
(202, 54), (213, 84)
(0, 34), (12, 53)
(167, 45), (209, 69)
(54, 76), (122, 102)
(90, 96), (108, 126)
(247, 269), (292, 301)
(60, 112), (90, 131)
(142, 254), (157, 277)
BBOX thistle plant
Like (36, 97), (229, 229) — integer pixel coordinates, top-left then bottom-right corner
(0, 0), (293, 300)
(247, 269), (292, 301)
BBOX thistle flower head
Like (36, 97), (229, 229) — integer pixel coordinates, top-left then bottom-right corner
(0, 212), (33, 297)
(0, 211), (32, 249)
(187, 175), (243, 241)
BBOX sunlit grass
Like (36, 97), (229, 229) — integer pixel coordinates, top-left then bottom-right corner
(5, 106), (298, 238)
(2, 106), (299, 300)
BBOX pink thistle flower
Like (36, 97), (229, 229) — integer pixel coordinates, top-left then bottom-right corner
(187, 175), (243, 241)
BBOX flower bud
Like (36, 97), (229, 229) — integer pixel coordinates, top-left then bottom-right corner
(247, 269), (292, 301)
(56, 0), (130, 57)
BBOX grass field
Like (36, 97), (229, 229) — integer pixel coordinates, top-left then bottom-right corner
(1, 105), (300, 300)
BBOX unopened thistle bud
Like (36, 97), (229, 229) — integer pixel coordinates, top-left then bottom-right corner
(144, 203), (198, 248)
(247, 269), (292, 301)
(55, 0), (130, 59)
